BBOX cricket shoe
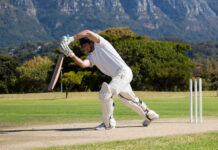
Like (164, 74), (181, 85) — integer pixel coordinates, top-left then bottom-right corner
(142, 110), (159, 127)
(95, 123), (116, 130)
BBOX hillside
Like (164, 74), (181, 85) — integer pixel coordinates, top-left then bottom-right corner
(0, 0), (218, 47)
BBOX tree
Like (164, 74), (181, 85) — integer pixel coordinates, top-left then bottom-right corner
(16, 56), (53, 93)
(61, 71), (84, 98)
(0, 54), (20, 93)
(113, 37), (192, 91)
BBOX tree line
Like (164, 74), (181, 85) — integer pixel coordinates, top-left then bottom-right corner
(0, 27), (217, 93)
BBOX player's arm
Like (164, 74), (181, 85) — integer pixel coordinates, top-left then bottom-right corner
(60, 38), (91, 68)
(61, 30), (100, 46)
(73, 30), (100, 43)
(71, 56), (91, 68)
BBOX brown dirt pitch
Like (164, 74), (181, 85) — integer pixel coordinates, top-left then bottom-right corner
(0, 118), (218, 150)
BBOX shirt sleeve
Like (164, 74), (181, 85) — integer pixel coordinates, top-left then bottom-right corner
(86, 55), (94, 67)
(95, 35), (107, 46)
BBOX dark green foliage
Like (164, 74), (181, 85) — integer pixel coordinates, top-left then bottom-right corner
(61, 71), (84, 98)
(158, 36), (187, 44)
(112, 37), (192, 91)
(16, 56), (53, 93)
(191, 58), (218, 90)
(189, 41), (218, 61)
(158, 37), (218, 90)
(0, 54), (20, 93)
(188, 41), (218, 90)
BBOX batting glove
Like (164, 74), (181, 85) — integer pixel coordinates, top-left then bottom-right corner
(60, 42), (75, 58)
(61, 35), (74, 45)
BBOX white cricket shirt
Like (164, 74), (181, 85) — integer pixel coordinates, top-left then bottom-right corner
(86, 36), (127, 77)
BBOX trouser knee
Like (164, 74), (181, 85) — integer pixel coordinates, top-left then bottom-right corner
(99, 82), (113, 101)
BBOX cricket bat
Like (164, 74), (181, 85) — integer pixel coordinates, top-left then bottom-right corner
(48, 34), (70, 91)
(48, 54), (64, 91)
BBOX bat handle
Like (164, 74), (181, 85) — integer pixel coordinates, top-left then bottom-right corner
(66, 34), (69, 39)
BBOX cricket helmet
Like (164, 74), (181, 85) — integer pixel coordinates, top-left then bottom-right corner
(79, 37), (92, 46)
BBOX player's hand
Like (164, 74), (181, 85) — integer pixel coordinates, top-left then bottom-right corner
(60, 42), (75, 58)
(61, 35), (74, 45)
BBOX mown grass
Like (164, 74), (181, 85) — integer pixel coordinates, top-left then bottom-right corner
(38, 131), (218, 150)
(0, 91), (217, 127)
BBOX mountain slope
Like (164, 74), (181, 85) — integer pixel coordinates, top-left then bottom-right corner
(0, 0), (218, 47)
(0, 0), (52, 47)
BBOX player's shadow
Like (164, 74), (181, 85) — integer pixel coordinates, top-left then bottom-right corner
(2, 122), (187, 134)
(0, 125), (149, 134)
(116, 125), (144, 128)
(0, 127), (96, 134)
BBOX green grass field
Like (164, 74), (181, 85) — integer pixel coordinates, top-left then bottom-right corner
(0, 91), (217, 127)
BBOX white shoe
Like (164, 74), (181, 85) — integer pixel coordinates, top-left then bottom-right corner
(95, 123), (116, 130)
(95, 123), (106, 130)
(142, 110), (159, 127)
(142, 120), (151, 126)
(147, 110), (159, 120)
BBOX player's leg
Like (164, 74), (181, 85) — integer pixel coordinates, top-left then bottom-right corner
(96, 66), (131, 130)
(96, 82), (116, 130)
(109, 66), (133, 96)
(118, 84), (159, 126)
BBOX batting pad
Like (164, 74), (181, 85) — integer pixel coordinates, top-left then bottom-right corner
(99, 82), (115, 128)
(118, 90), (149, 119)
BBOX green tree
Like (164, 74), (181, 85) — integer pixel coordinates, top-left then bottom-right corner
(113, 37), (192, 91)
(61, 71), (84, 98)
(0, 54), (20, 93)
(191, 58), (218, 90)
(16, 56), (53, 93)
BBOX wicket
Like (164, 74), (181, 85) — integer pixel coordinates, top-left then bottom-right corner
(189, 77), (202, 123)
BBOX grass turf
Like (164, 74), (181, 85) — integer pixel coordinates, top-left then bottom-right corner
(0, 91), (217, 127)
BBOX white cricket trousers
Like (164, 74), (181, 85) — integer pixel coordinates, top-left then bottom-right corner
(110, 66), (133, 96)
(100, 66), (149, 128)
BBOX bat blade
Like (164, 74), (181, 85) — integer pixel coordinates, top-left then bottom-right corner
(48, 54), (64, 91)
